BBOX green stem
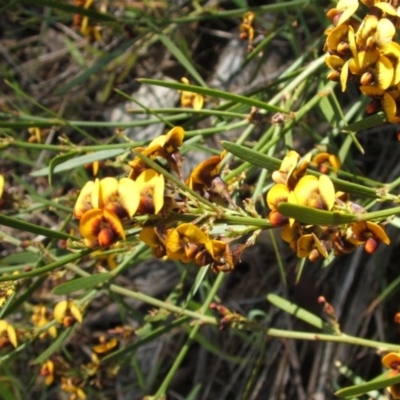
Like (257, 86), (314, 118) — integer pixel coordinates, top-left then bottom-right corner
(152, 272), (225, 399)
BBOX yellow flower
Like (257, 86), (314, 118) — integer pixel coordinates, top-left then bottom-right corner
(129, 127), (185, 179)
(40, 360), (55, 386)
(187, 151), (231, 202)
(53, 300), (82, 327)
(31, 305), (57, 339)
(281, 222), (303, 253)
(239, 11), (255, 44)
(0, 320), (18, 348)
(271, 151), (310, 191)
(382, 352), (400, 399)
(348, 221), (390, 253)
(92, 336), (118, 354)
(135, 169), (165, 215)
(165, 223), (209, 263)
(326, 0), (359, 26)
(312, 152), (341, 173)
(292, 174), (336, 211)
(80, 208), (125, 247)
(139, 227), (168, 258)
(205, 240), (242, 273)
(179, 77), (204, 110)
(61, 377), (86, 400)
(297, 232), (329, 261)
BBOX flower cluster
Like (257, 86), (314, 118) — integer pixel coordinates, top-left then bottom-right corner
(266, 150), (390, 261)
(324, 0), (400, 122)
(73, 127), (244, 272)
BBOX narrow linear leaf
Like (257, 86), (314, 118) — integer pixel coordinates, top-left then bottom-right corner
(31, 149), (125, 177)
(183, 265), (210, 308)
(277, 203), (357, 226)
(153, 28), (207, 87)
(52, 273), (113, 295)
(222, 141), (379, 198)
(267, 294), (334, 332)
(48, 151), (78, 186)
(0, 214), (76, 241)
(342, 112), (386, 133)
(335, 372), (400, 398)
(137, 78), (286, 113)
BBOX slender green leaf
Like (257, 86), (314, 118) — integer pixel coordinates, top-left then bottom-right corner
(0, 214), (76, 241)
(335, 372), (400, 398)
(48, 151), (78, 186)
(267, 294), (334, 332)
(152, 26), (207, 87)
(52, 273), (113, 295)
(0, 253), (41, 265)
(183, 265), (210, 308)
(137, 79), (287, 113)
(277, 204), (358, 226)
(342, 113), (386, 133)
(31, 149), (125, 177)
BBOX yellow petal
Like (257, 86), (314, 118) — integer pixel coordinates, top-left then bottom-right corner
(336, 0), (359, 25)
(360, 85), (385, 97)
(383, 92), (397, 122)
(80, 209), (103, 241)
(293, 175), (319, 206)
(91, 178), (102, 209)
(139, 227), (161, 248)
(325, 55), (345, 71)
(297, 234), (315, 258)
(103, 209), (125, 241)
(74, 181), (95, 219)
(382, 352), (400, 369)
(193, 94), (204, 110)
(319, 174), (335, 211)
(356, 15), (378, 48)
(118, 178), (139, 217)
(374, 2), (397, 16)
(380, 42), (400, 85)
(100, 177), (119, 205)
(340, 59), (350, 92)
(366, 221), (390, 244)
(54, 300), (68, 324)
(165, 126), (185, 152)
(69, 302), (83, 323)
(374, 55), (394, 90)
(374, 18), (396, 47)
(5, 323), (17, 348)
(0, 174), (4, 200)
(152, 174), (165, 214)
(266, 183), (289, 210)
